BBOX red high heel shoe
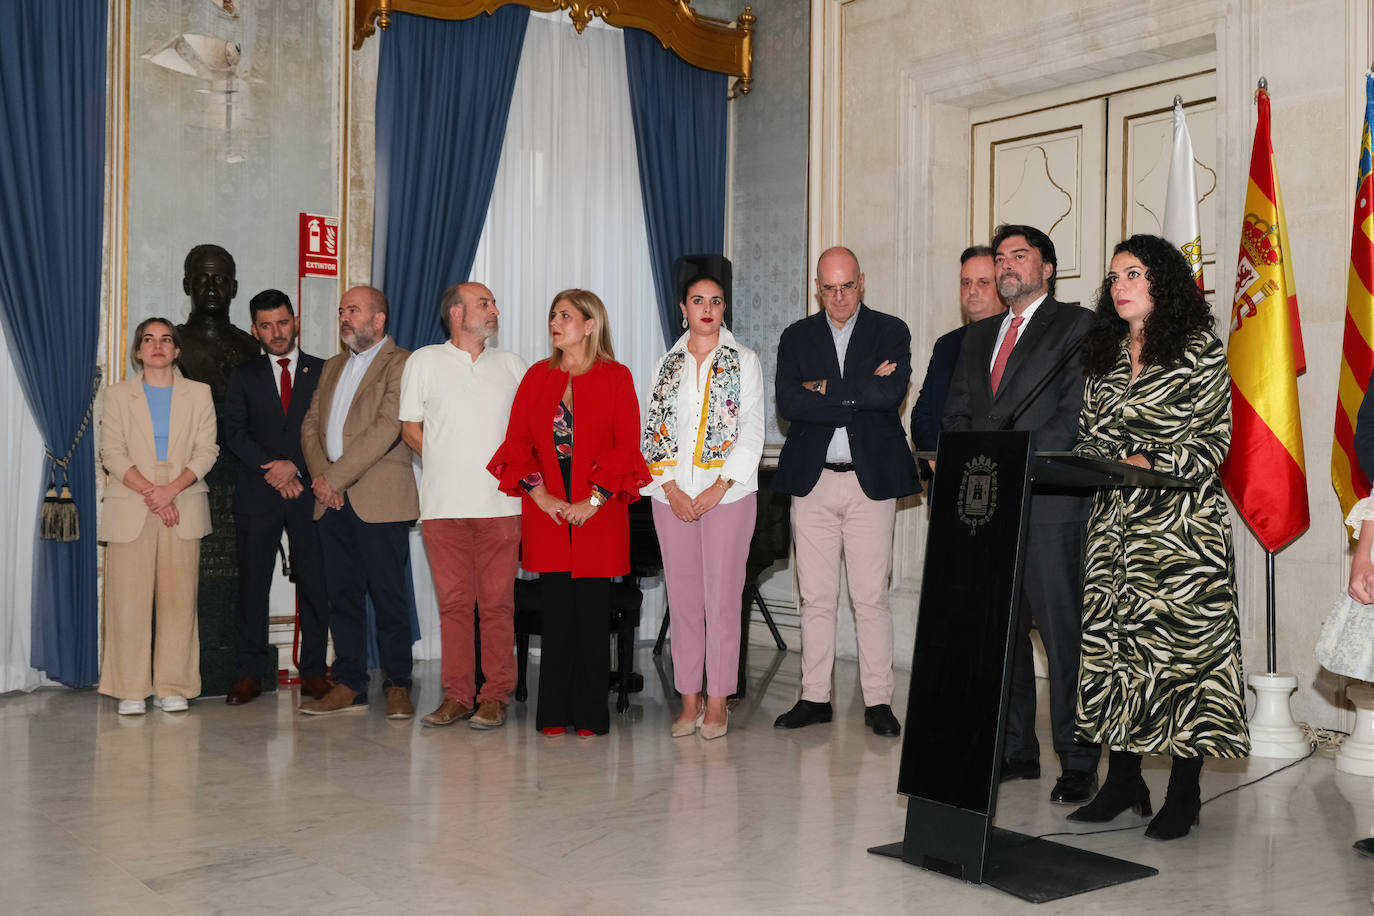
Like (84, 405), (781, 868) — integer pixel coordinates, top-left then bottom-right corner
(541, 726), (566, 736)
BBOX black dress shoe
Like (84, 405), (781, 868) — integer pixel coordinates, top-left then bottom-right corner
(1050, 768), (1099, 804)
(1355, 837), (1374, 858)
(999, 757), (1041, 782)
(225, 676), (261, 706)
(864, 704), (901, 737)
(773, 699), (833, 729)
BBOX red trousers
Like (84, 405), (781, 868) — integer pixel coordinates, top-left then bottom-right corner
(420, 516), (521, 704)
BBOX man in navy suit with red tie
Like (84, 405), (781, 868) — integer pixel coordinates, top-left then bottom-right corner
(222, 289), (331, 704)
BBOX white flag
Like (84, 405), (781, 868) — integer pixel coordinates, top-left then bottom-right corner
(1162, 98), (1205, 289)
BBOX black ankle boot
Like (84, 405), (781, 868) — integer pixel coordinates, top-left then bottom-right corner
(1145, 755), (1203, 840)
(1067, 750), (1151, 823)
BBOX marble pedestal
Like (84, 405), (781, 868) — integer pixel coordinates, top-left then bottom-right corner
(1338, 684), (1374, 776)
(1247, 672), (1310, 759)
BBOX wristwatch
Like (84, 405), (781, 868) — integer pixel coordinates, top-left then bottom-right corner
(589, 490), (606, 508)
(717, 476), (734, 490)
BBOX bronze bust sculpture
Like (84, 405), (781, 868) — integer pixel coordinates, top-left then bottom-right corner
(176, 244), (260, 402)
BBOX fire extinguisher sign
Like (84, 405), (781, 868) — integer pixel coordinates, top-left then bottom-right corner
(298, 213), (340, 278)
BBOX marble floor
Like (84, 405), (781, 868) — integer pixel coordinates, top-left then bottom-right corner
(2, 639), (1372, 915)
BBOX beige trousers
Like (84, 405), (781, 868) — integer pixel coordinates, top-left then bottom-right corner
(792, 469), (897, 706)
(98, 464), (202, 701)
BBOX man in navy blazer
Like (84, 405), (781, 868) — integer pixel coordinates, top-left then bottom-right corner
(909, 246), (1005, 476)
(222, 289), (331, 705)
(942, 224), (1098, 804)
(773, 246), (920, 737)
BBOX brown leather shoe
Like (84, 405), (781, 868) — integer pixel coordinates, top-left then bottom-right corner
(421, 697), (474, 727)
(225, 676), (261, 706)
(385, 686), (415, 720)
(301, 674), (332, 701)
(469, 699), (507, 730)
(300, 683), (364, 716)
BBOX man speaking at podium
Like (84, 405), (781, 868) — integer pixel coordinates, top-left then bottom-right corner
(942, 224), (1099, 804)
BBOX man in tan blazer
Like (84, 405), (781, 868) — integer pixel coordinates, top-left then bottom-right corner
(300, 286), (419, 717)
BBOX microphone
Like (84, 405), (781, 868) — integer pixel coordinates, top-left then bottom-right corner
(990, 335), (1085, 431)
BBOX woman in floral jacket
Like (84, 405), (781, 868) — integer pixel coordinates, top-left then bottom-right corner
(641, 271), (764, 740)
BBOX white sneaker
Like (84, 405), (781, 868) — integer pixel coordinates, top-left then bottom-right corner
(117, 699), (146, 716)
(154, 695), (188, 712)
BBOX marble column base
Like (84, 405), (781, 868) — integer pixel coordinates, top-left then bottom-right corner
(1247, 672), (1311, 759)
(1338, 684), (1374, 776)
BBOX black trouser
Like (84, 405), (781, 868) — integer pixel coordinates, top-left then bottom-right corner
(536, 572), (611, 734)
(316, 497), (413, 694)
(1004, 519), (1100, 773)
(234, 489), (331, 681)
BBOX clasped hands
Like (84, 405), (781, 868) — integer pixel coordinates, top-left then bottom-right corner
(663, 478), (726, 523)
(312, 474), (345, 510)
(529, 484), (599, 527)
(139, 482), (180, 528)
(801, 359), (897, 395)
(262, 460), (304, 500)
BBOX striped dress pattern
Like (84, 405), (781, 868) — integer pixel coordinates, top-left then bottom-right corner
(1073, 329), (1249, 758)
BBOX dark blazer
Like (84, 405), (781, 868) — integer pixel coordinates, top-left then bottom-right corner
(774, 304), (920, 500)
(224, 352), (324, 516)
(942, 296), (1093, 524)
(910, 324), (967, 477)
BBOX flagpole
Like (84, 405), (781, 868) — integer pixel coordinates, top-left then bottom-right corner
(1266, 550), (1276, 673)
(1226, 75), (1310, 758)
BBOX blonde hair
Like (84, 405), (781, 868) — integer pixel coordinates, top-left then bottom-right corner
(130, 317), (181, 370)
(547, 289), (616, 370)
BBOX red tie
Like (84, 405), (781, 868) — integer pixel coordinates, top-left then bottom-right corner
(278, 358), (292, 413)
(989, 316), (1024, 395)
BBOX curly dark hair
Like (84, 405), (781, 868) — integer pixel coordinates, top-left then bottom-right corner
(1080, 234), (1213, 377)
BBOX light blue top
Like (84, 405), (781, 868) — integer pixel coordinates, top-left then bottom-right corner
(143, 381), (173, 462)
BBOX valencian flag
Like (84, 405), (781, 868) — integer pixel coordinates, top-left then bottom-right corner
(1163, 97), (1205, 290)
(1333, 73), (1374, 523)
(1220, 84), (1309, 552)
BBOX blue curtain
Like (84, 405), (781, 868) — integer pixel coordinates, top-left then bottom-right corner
(373, 9), (530, 351)
(0, 0), (106, 687)
(623, 30), (728, 348)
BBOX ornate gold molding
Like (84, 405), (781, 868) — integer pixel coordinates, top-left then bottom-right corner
(353, 0), (755, 96)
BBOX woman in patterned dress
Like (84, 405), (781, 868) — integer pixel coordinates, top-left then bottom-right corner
(1067, 234), (1248, 840)
(640, 272), (765, 739)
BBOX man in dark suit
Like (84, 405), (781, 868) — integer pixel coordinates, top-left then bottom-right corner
(299, 286), (419, 718)
(772, 246), (921, 737)
(910, 245), (1005, 476)
(222, 289), (330, 705)
(942, 224), (1099, 804)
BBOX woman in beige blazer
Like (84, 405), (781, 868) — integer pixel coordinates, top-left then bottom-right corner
(98, 318), (218, 714)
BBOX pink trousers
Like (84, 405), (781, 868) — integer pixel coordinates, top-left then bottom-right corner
(792, 469), (896, 706)
(653, 494), (756, 696)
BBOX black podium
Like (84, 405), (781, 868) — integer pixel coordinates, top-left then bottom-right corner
(869, 431), (1194, 903)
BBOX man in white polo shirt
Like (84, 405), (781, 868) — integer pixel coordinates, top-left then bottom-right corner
(400, 282), (526, 729)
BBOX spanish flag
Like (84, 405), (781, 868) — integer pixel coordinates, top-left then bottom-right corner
(1220, 85), (1309, 553)
(1332, 73), (1374, 524)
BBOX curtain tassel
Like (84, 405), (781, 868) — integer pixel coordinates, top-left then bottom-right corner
(39, 369), (101, 542)
(40, 466), (79, 542)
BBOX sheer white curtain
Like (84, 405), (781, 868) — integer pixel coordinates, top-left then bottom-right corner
(411, 13), (667, 656)
(0, 317), (54, 693)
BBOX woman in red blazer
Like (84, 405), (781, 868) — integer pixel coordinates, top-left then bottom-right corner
(489, 289), (650, 736)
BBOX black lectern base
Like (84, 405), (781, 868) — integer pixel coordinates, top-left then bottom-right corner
(868, 828), (1157, 903)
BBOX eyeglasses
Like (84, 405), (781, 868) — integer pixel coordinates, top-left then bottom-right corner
(818, 280), (858, 299)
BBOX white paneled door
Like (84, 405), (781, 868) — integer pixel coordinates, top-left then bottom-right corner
(971, 66), (1216, 304)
